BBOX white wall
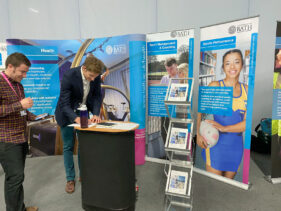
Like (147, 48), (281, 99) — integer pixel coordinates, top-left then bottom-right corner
(157, 0), (249, 30)
(0, 0), (10, 42)
(0, 0), (280, 131)
(79, 0), (157, 38)
(0, 0), (157, 40)
(7, 0), (81, 39)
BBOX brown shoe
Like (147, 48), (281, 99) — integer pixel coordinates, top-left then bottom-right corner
(65, 180), (75, 193)
(26, 206), (39, 211)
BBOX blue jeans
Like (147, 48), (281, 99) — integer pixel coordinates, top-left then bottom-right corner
(60, 126), (80, 181)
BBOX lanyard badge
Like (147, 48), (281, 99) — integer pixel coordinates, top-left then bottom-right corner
(1, 72), (26, 116)
(20, 110), (27, 116)
(0, 72), (22, 100)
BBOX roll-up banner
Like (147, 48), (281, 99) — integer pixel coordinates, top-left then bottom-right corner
(0, 43), (7, 70)
(195, 17), (259, 185)
(7, 35), (146, 163)
(146, 29), (194, 160)
(271, 22), (281, 181)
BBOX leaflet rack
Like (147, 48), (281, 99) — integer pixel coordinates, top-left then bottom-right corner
(163, 78), (194, 211)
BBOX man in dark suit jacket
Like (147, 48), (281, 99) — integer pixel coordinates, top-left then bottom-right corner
(55, 55), (103, 193)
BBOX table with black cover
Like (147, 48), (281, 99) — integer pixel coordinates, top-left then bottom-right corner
(76, 121), (138, 211)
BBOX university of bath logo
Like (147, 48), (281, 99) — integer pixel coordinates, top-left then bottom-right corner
(228, 23), (252, 34)
(106, 44), (126, 55)
(228, 25), (236, 34)
(106, 45), (113, 55)
(170, 30), (189, 38)
(170, 31), (177, 38)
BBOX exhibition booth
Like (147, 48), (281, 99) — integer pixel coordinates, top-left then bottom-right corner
(1, 15), (281, 211)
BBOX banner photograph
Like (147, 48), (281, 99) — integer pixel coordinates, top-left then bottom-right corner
(195, 17), (259, 184)
(146, 29), (194, 159)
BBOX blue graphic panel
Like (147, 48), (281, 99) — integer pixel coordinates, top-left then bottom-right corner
(147, 40), (177, 56)
(200, 36), (236, 52)
(22, 64), (60, 115)
(245, 33), (258, 149)
(198, 86), (233, 115)
(272, 89), (281, 119)
(7, 45), (58, 61)
(129, 41), (146, 129)
(276, 37), (281, 47)
(148, 86), (168, 117)
(188, 38), (194, 78)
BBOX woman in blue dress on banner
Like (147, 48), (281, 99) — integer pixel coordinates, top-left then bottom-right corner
(197, 49), (248, 179)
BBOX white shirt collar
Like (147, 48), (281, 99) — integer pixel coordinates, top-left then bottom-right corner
(80, 66), (87, 83)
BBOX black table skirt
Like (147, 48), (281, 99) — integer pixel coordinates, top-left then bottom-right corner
(78, 130), (136, 210)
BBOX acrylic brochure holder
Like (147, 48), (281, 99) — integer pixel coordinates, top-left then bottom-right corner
(163, 78), (194, 211)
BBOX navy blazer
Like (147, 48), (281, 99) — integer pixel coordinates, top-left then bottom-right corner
(55, 66), (102, 127)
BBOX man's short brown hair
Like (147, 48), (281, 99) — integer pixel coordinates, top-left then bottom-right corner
(164, 57), (177, 67)
(83, 55), (104, 74)
(5, 52), (31, 68)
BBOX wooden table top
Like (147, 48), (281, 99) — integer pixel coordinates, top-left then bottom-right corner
(74, 121), (139, 133)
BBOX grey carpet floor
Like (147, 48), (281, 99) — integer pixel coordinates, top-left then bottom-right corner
(0, 153), (281, 211)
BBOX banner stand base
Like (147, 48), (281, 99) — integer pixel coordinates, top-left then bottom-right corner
(145, 156), (250, 190)
(193, 167), (250, 190)
(145, 156), (170, 165)
(264, 175), (281, 184)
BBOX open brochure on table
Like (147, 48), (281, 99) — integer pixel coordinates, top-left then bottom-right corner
(68, 123), (97, 127)
(95, 122), (139, 130)
(68, 122), (139, 130)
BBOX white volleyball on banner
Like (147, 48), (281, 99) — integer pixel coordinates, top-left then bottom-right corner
(199, 120), (219, 148)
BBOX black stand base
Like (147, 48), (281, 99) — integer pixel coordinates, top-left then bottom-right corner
(83, 204), (135, 211)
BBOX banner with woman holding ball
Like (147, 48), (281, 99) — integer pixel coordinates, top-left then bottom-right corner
(195, 17), (259, 186)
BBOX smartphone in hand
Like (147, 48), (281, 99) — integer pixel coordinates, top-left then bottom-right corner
(35, 113), (49, 121)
